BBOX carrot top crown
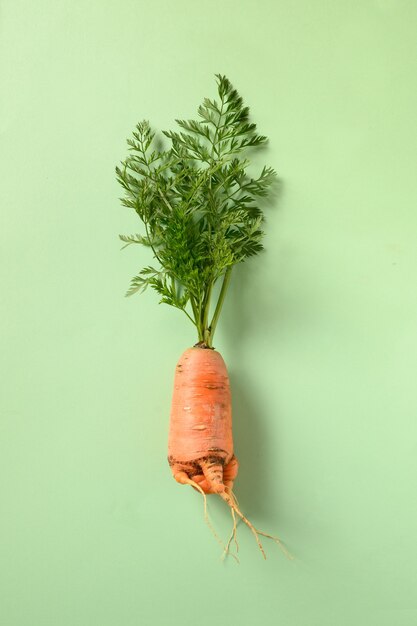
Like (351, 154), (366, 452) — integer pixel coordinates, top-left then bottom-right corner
(116, 74), (277, 348)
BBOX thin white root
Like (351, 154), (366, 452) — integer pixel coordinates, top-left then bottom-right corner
(227, 489), (240, 553)
(186, 478), (239, 563)
(254, 527), (294, 561)
(220, 490), (292, 560)
(231, 507), (239, 553)
(222, 504), (240, 562)
(229, 487), (241, 510)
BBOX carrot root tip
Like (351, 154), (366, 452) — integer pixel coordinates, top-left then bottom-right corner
(171, 458), (291, 561)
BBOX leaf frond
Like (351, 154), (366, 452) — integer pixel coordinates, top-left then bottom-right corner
(116, 74), (278, 334)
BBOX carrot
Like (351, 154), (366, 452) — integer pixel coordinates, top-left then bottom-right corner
(116, 75), (291, 559)
(168, 346), (289, 560)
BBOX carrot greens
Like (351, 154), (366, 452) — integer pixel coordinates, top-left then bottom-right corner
(116, 74), (277, 348)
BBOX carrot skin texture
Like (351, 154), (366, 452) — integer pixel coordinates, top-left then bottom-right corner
(168, 347), (238, 494)
(168, 347), (234, 465)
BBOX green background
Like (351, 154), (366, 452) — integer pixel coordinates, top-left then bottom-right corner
(1, 1), (417, 624)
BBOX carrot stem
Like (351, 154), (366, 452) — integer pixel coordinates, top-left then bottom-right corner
(201, 281), (214, 346)
(190, 295), (203, 342)
(208, 267), (232, 346)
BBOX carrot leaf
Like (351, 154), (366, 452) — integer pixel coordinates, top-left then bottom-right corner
(116, 74), (278, 346)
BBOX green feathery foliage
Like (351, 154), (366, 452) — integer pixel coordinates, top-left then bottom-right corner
(116, 74), (277, 348)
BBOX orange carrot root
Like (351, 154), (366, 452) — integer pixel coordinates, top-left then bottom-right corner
(168, 347), (291, 560)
